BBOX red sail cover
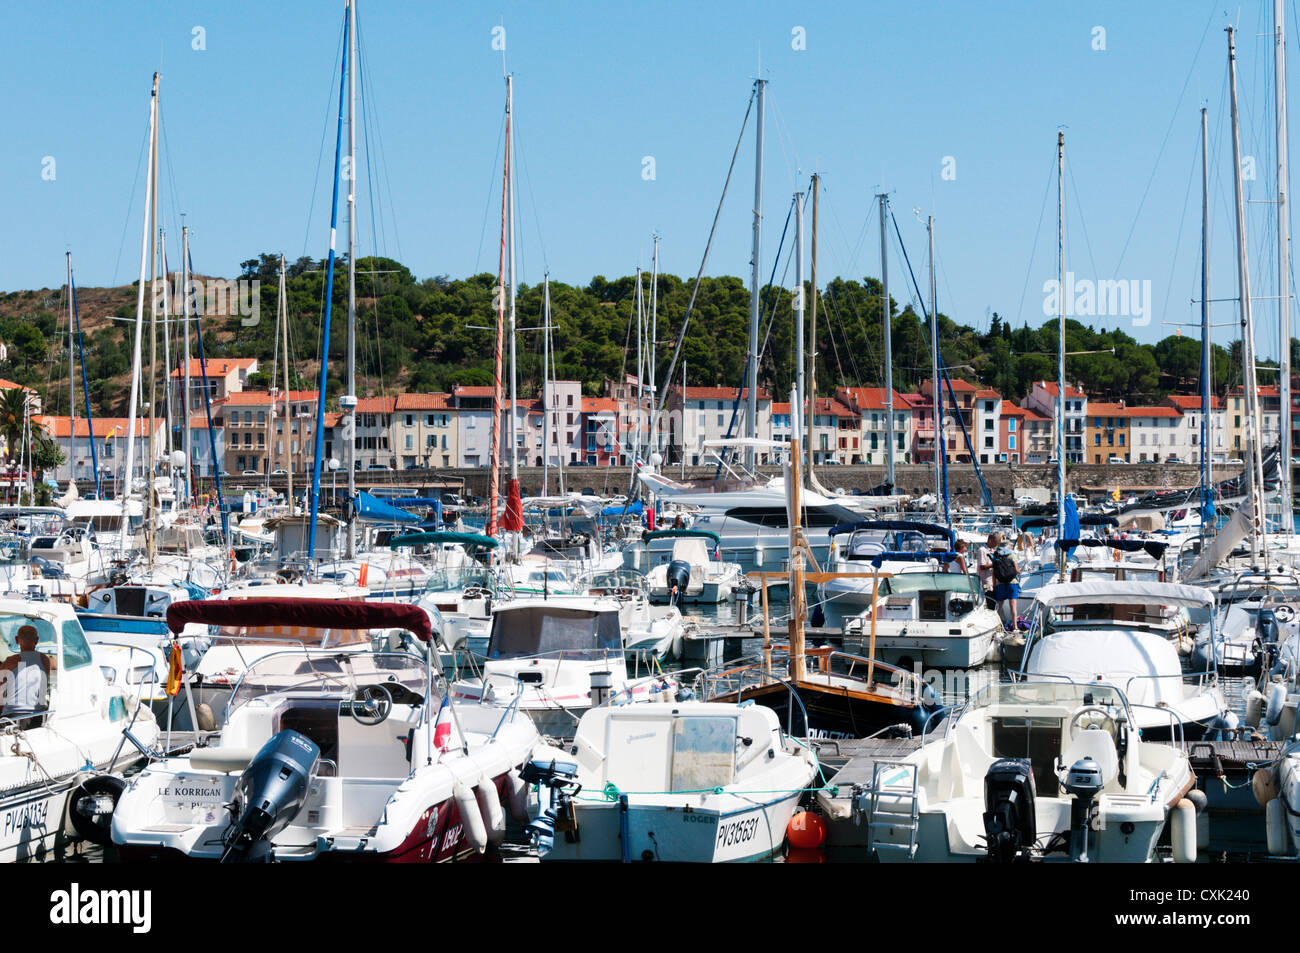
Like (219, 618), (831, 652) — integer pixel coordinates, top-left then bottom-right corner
(166, 599), (434, 642)
(502, 477), (524, 532)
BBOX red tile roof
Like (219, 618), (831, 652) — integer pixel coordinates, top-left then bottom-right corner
(395, 393), (452, 411)
(35, 416), (161, 438)
(1036, 381), (1086, 399)
(813, 397), (857, 418)
(168, 358), (257, 378)
(680, 386), (771, 401)
(355, 397), (397, 413)
(772, 402), (791, 414)
(1126, 405), (1181, 418)
(582, 397), (619, 413)
(452, 385), (494, 398)
(839, 387), (909, 411)
(1087, 402), (1131, 417)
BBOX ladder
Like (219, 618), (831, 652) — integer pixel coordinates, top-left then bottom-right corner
(865, 758), (920, 859)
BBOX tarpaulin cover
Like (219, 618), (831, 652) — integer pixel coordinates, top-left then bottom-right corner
(503, 478), (524, 532)
(354, 491), (421, 524)
(166, 598), (433, 641)
(827, 519), (956, 543)
(390, 531), (497, 549)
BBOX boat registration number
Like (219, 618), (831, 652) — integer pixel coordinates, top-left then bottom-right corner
(162, 781), (226, 821)
(716, 816), (759, 848)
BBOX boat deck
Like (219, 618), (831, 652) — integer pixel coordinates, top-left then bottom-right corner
(1186, 737), (1285, 775)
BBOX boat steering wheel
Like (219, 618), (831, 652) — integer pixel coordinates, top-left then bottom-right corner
(1068, 705), (1117, 741)
(1272, 603), (1296, 624)
(350, 684), (393, 726)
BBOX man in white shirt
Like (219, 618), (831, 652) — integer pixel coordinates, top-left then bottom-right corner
(0, 625), (53, 728)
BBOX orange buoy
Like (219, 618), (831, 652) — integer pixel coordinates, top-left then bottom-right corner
(786, 811), (826, 849)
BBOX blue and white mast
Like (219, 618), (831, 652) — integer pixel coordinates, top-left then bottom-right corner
(307, 1), (351, 563)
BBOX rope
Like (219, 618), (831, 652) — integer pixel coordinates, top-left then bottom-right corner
(582, 780), (839, 802)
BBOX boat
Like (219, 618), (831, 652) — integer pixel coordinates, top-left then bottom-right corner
(524, 700), (818, 862)
(817, 519), (956, 628)
(641, 529), (745, 605)
(841, 568), (1002, 670)
(0, 597), (160, 861)
(863, 679), (1200, 862)
(449, 596), (682, 741)
(111, 596), (538, 861)
(1017, 580), (1233, 741)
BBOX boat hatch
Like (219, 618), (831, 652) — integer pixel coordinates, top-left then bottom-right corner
(487, 607), (621, 660)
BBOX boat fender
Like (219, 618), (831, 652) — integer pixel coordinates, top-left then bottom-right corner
(506, 769), (529, 823)
(1266, 681), (1287, 727)
(1252, 766), (1280, 807)
(196, 703), (217, 732)
(453, 781), (488, 853)
(68, 774), (128, 846)
(1245, 690), (1267, 728)
(1170, 798), (1196, 863)
(1266, 796), (1291, 856)
(474, 776), (507, 844)
(1279, 704), (1298, 743)
(1185, 787), (1208, 815)
(786, 811), (826, 849)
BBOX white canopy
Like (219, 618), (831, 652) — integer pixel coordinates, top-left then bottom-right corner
(1032, 579), (1213, 612)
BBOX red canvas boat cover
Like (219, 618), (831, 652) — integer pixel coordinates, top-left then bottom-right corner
(166, 599), (434, 642)
(503, 477), (524, 532)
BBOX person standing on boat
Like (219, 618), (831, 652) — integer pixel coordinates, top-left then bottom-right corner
(947, 539), (970, 575)
(976, 532), (1000, 609)
(0, 625), (54, 728)
(992, 542), (1020, 632)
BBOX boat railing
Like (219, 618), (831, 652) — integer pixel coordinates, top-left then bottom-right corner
(481, 672), (527, 739)
(1126, 702), (1188, 751)
(692, 655), (813, 735)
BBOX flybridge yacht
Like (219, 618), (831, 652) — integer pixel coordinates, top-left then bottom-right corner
(638, 441), (861, 573)
(818, 520), (957, 629)
(1018, 581), (1233, 741)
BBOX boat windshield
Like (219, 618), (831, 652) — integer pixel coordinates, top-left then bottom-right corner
(227, 650), (429, 723)
(487, 607), (622, 660)
(422, 567), (501, 595)
(960, 680), (1131, 722)
(578, 570), (648, 595)
(880, 573), (981, 601)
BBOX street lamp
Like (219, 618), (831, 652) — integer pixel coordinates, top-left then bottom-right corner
(327, 457), (340, 508)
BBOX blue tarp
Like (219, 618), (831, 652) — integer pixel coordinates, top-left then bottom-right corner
(604, 500), (644, 517)
(1061, 495), (1080, 557)
(354, 491), (421, 524)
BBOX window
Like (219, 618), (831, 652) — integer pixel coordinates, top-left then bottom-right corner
(405, 434), (413, 449)
(426, 414), (435, 426)
(984, 436), (993, 448)
(244, 411), (252, 425)
(1094, 434), (1100, 446)
(1008, 435), (1016, 450)
(257, 411), (265, 425)
(1007, 419), (1016, 433)
(1119, 433), (1125, 446)
(405, 414), (413, 427)
(60, 620), (93, 670)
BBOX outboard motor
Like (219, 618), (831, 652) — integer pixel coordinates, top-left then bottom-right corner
(220, 730), (319, 862)
(521, 757), (581, 856)
(982, 758), (1036, 863)
(665, 559), (692, 606)
(1061, 757), (1105, 862)
(1258, 608), (1281, 672)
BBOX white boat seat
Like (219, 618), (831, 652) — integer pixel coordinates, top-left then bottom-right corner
(1059, 729), (1118, 788)
(190, 746), (259, 773)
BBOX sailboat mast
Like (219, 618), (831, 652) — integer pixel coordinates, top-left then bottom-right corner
(281, 255), (292, 512)
(807, 173), (819, 476)
(345, 0), (358, 559)
(1229, 26), (1269, 564)
(486, 76), (509, 538)
(66, 252), (75, 486)
(929, 215), (940, 507)
(879, 192), (894, 489)
(1201, 108), (1213, 538)
(1056, 131), (1066, 578)
(1276, 0), (1293, 527)
(635, 266), (644, 469)
(650, 234), (659, 454)
(507, 73), (519, 483)
(160, 229), (174, 474)
(182, 226), (192, 503)
(146, 76), (161, 570)
(542, 272), (550, 496)
(746, 78), (766, 471)
(794, 191), (805, 455)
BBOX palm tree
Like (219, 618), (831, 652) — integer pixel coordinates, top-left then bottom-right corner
(0, 387), (27, 464)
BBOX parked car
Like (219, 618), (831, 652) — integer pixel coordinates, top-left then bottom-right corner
(271, 468), (287, 475)
(441, 493), (466, 507)
(241, 470), (259, 476)
(1225, 458), (1243, 465)
(1107, 456), (1124, 464)
(1165, 456), (1183, 464)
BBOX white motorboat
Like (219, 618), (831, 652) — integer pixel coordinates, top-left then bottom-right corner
(817, 519), (954, 628)
(0, 598), (160, 861)
(842, 570), (1003, 670)
(525, 700), (818, 862)
(641, 530), (745, 605)
(1018, 580), (1233, 741)
(111, 599), (538, 862)
(864, 680), (1199, 862)
(450, 597), (681, 741)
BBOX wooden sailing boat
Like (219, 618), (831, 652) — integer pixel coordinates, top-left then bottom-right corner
(704, 420), (940, 737)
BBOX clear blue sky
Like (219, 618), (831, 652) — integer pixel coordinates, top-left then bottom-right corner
(5, 1), (1298, 356)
